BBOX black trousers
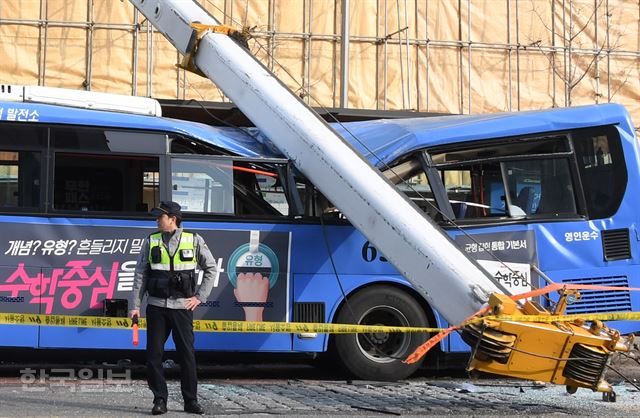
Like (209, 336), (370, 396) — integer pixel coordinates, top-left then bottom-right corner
(145, 304), (197, 404)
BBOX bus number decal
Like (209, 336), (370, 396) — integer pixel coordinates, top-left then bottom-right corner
(361, 241), (388, 263)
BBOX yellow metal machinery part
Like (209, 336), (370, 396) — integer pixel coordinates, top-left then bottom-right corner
(463, 292), (634, 394)
(178, 23), (250, 77)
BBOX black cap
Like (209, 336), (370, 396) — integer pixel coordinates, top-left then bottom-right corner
(150, 201), (182, 219)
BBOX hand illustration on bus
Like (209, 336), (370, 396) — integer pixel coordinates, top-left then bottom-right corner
(233, 272), (270, 321)
(228, 230), (279, 322)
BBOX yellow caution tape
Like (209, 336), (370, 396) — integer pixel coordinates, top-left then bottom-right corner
(0, 311), (638, 334)
(0, 313), (140, 329)
(474, 311), (640, 325)
(0, 312), (441, 334)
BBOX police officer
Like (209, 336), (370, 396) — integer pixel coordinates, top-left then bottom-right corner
(130, 201), (217, 415)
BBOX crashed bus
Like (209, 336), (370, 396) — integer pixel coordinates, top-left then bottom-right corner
(0, 84), (636, 385)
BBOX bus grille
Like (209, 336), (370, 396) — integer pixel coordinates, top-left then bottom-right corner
(293, 302), (325, 324)
(602, 228), (631, 261)
(562, 276), (632, 314)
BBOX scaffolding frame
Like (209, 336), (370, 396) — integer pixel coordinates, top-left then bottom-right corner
(0, 0), (638, 120)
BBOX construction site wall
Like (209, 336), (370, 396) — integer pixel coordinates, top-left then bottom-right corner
(1, 1), (639, 127)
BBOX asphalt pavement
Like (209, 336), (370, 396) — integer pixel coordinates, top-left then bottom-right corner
(0, 360), (639, 417)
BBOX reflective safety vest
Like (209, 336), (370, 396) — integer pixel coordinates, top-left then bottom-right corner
(146, 231), (197, 298)
(148, 231), (197, 271)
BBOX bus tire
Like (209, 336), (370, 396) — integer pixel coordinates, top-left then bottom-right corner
(333, 285), (430, 381)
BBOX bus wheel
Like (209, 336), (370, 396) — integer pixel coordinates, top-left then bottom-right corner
(333, 285), (430, 381)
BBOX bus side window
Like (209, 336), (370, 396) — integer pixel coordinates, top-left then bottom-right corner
(504, 159), (576, 217)
(304, 188), (345, 220)
(442, 160), (578, 220)
(170, 135), (225, 155)
(441, 164), (507, 219)
(382, 158), (440, 220)
(53, 153), (159, 213)
(170, 158), (290, 217)
(51, 127), (162, 213)
(432, 135), (577, 220)
(296, 181), (311, 216)
(442, 169), (472, 218)
(573, 127), (626, 219)
(0, 150), (41, 210)
(171, 157), (235, 215)
(249, 163), (290, 216)
(288, 181), (344, 219)
(0, 123), (46, 212)
(232, 161), (288, 216)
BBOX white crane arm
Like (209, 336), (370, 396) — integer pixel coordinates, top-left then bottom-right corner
(129, 0), (506, 324)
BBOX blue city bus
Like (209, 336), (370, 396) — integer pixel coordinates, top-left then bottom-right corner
(0, 92), (637, 381)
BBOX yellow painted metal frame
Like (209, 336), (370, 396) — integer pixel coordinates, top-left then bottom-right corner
(468, 292), (632, 393)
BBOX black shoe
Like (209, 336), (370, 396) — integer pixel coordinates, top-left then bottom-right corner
(151, 399), (167, 415)
(184, 401), (204, 414)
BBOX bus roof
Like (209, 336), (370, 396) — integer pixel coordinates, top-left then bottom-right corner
(0, 100), (281, 158)
(333, 103), (635, 167)
(1, 100), (633, 166)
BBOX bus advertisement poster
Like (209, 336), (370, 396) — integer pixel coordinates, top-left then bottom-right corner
(0, 223), (291, 322)
(455, 230), (539, 295)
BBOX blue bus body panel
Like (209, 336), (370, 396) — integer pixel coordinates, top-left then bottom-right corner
(39, 327), (294, 352)
(0, 325), (38, 347)
(39, 328), (138, 349)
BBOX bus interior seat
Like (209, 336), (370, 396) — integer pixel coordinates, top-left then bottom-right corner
(514, 186), (535, 215)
